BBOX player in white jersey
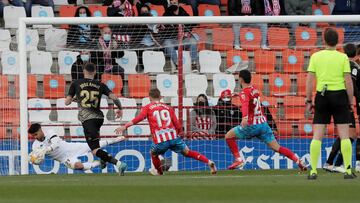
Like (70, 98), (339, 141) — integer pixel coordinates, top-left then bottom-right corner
(28, 123), (125, 171)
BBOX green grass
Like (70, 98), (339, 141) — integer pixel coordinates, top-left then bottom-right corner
(0, 170), (359, 203)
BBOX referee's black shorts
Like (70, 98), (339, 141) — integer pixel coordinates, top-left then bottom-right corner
(313, 90), (351, 124)
(82, 118), (104, 150)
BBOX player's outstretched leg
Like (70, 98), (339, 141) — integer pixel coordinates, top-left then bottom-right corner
(150, 153), (164, 176)
(93, 149), (127, 176)
(182, 147), (217, 174)
(267, 140), (307, 171)
(225, 128), (244, 170)
(97, 136), (126, 170)
(99, 136), (126, 148)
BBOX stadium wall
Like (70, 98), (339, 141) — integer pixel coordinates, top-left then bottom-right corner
(0, 138), (352, 175)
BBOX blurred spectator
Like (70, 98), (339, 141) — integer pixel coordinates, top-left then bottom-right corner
(163, 0), (198, 72)
(106, 0), (133, 17)
(214, 89), (242, 136)
(92, 26), (125, 79)
(228, 0), (269, 50)
(181, 0), (220, 16)
(258, 0), (286, 16)
(71, 50), (102, 81)
(284, 0), (316, 46)
(25, 0), (54, 17)
(316, 0), (336, 14)
(134, 0), (168, 11)
(67, 6), (100, 48)
(190, 94), (217, 140)
(0, 0), (24, 18)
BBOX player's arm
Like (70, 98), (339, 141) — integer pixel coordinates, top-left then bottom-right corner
(345, 73), (354, 110)
(305, 72), (315, 112)
(344, 58), (354, 109)
(65, 83), (76, 106)
(46, 135), (62, 152)
(240, 92), (250, 127)
(108, 93), (123, 118)
(169, 107), (183, 135)
(306, 54), (316, 112)
(115, 107), (148, 135)
(36, 132), (61, 157)
(102, 83), (123, 118)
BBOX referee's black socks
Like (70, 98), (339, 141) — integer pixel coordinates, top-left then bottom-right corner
(96, 149), (118, 165)
(327, 138), (341, 165)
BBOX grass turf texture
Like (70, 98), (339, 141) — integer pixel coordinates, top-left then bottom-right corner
(0, 170), (359, 203)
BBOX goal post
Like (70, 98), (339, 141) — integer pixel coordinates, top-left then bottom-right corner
(16, 15), (360, 175)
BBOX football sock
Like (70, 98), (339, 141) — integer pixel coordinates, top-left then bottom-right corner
(96, 149), (118, 165)
(334, 138), (354, 167)
(99, 140), (109, 148)
(340, 138), (352, 174)
(310, 139), (322, 174)
(356, 139), (360, 161)
(185, 150), (209, 164)
(226, 137), (240, 160)
(279, 146), (298, 162)
(326, 137), (340, 165)
(82, 161), (100, 170)
(151, 155), (163, 175)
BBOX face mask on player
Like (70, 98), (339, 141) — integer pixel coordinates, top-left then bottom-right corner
(79, 13), (87, 17)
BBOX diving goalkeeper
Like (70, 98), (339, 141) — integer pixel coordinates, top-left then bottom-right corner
(28, 123), (125, 172)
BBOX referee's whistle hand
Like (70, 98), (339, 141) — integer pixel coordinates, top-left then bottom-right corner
(306, 103), (314, 114)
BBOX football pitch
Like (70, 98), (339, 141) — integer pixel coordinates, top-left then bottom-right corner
(0, 170), (359, 203)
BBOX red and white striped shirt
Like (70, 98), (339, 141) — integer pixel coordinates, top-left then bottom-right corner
(131, 101), (182, 144)
(195, 116), (212, 131)
(240, 86), (267, 125)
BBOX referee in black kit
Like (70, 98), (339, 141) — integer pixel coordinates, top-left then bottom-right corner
(305, 28), (356, 179)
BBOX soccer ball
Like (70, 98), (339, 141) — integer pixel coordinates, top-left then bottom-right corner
(29, 150), (45, 165)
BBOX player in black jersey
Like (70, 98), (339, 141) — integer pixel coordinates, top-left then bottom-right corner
(65, 62), (128, 175)
(323, 43), (360, 173)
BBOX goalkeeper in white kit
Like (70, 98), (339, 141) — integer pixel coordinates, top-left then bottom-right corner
(28, 123), (125, 172)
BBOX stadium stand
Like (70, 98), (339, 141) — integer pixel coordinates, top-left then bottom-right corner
(101, 73), (124, 96)
(156, 74), (178, 97)
(0, 29), (11, 52)
(268, 27), (290, 50)
(143, 50), (166, 73)
(115, 50), (138, 74)
(199, 50), (221, 73)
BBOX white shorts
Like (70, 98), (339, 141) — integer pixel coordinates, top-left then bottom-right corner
(59, 143), (91, 169)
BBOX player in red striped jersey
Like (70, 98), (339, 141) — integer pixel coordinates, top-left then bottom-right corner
(225, 70), (307, 171)
(115, 88), (217, 175)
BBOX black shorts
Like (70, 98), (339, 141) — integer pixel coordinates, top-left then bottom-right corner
(313, 90), (351, 124)
(82, 119), (104, 150)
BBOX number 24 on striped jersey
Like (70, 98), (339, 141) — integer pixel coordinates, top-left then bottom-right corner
(153, 110), (171, 127)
